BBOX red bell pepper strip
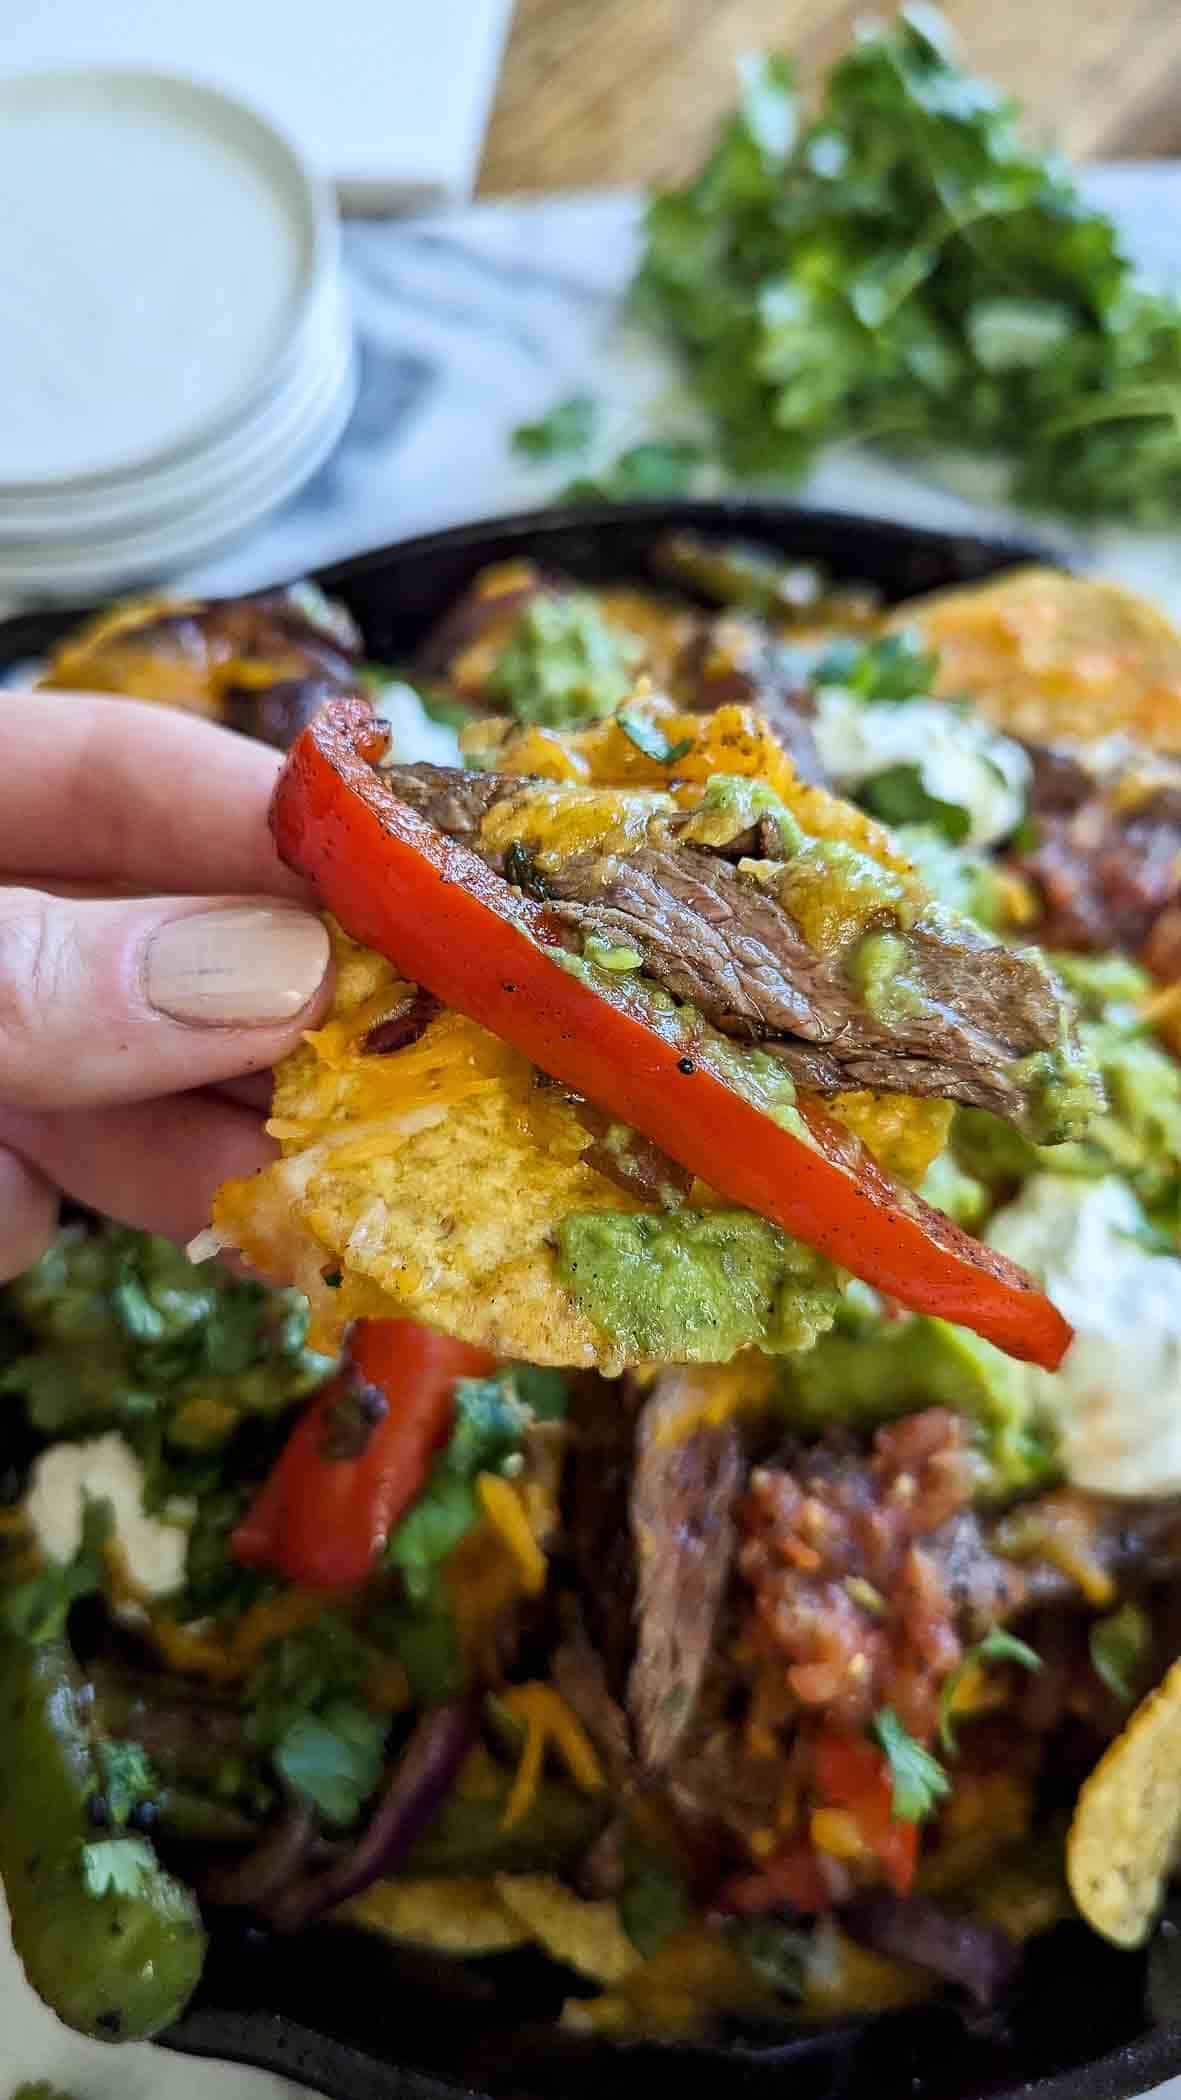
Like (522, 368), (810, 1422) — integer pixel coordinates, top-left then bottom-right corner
(269, 699), (1071, 1371)
(232, 1319), (494, 1590)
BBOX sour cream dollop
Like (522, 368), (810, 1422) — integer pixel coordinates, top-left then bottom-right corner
(985, 1175), (1181, 1497)
(812, 690), (1030, 848)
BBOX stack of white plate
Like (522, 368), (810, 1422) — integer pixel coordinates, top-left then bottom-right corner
(0, 66), (357, 599)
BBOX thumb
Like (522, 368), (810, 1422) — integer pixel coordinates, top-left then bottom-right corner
(0, 889), (331, 1110)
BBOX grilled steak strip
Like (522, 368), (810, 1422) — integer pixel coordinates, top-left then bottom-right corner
(546, 847), (1064, 1126)
(562, 1372), (745, 1773)
(628, 1380), (743, 1769)
(377, 762), (1074, 1130)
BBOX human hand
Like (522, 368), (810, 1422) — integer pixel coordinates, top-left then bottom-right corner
(0, 690), (333, 1281)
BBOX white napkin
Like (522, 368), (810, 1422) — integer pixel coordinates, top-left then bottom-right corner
(0, 0), (513, 208)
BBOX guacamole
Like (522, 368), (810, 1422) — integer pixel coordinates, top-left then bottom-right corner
(486, 593), (641, 726)
(954, 954), (1181, 1227)
(775, 1316), (1058, 1496)
(556, 1209), (842, 1363)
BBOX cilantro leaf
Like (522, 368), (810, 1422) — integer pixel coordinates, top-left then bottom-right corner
(12, 2083), (79, 2100)
(272, 1701), (386, 1828)
(561, 438), (707, 506)
(245, 1611), (375, 1749)
(616, 711), (695, 764)
(1090, 1602), (1151, 1708)
(512, 393), (597, 461)
(379, 1589), (464, 1705)
(387, 1471), (481, 1602)
(812, 631), (939, 704)
(859, 762), (972, 844)
(871, 1707), (950, 1822)
(1, 1496), (112, 1643)
(81, 1835), (158, 1900)
(938, 1627), (1042, 1753)
(387, 1372), (530, 1599)
(507, 1364), (569, 1421)
(445, 1375), (528, 1478)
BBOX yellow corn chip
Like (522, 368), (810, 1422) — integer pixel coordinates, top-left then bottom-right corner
(493, 1874), (640, 1985)
(1068, 1653), (1181, 1947)
(338, 1876), (527, 1955)
(898, 567), (1181, 753)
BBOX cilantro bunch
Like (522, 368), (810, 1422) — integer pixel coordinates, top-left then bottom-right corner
(636, 7), (1181, 522)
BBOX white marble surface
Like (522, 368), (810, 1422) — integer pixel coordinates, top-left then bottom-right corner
(8, 166), (1181, 2099)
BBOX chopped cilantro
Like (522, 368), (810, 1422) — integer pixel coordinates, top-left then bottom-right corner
(512, 393), (597, 461)
(859, 761), (972, 844)
(81, 1835), (158, 1900)
(1090, 1603), (1152, 1708)
(387, 1372), (530, 1599)
(812, 631), (938, 704)
(1, 1496), (112, 1643)
(378, 1589), (464, 1706)
(243, 1613), (392, 1826)
(0, 1223), (332, 1439)
(938, 1627), (1042, 1753)
(12, 2083), (79, 2100)
(616, 710), (694, 764)
(562, 438), (707, 504)
(636, 11), (1181, 523)
(272, 1702), (386, 1828)
(871, 1707), (950, 1822)
(507, 1364), (569, 1421)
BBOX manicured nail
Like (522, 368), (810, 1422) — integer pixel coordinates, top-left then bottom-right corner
(145, 906), (330, 1026)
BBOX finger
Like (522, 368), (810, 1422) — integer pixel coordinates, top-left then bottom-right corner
(0, 1146), (59, 1282)
(0, 1094), (276, 1250)
(212, 1072), (275, 1114)
(0, 690), (307, 896)
(0, 888), (331, 1108)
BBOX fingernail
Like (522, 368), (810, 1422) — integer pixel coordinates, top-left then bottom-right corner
(145, 907), (330, 1026)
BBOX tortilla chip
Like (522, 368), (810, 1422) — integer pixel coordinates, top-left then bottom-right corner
(338, 1876), (527, 1954)
(493, 1874), (640, 1985)
(213, 909), (950, 1364)
(1068, 1653), (1181, 1947)
(463, 699), (923, 892)
(213, 695), (960, 1359)
(561, 1923), (776, 2038)
(898, 567), (1181, 754)
(213, 924), (643, 1363)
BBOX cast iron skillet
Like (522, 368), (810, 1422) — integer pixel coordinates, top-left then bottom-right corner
(2, 500), (1176, 2100)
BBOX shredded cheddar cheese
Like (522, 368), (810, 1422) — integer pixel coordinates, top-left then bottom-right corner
(147, 1584), (332, 1682)
(477, 1475), (547, 1594)
(499, 1682), (605, 1829)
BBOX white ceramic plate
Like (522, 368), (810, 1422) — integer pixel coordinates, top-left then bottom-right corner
(0, 66), (334, 488)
